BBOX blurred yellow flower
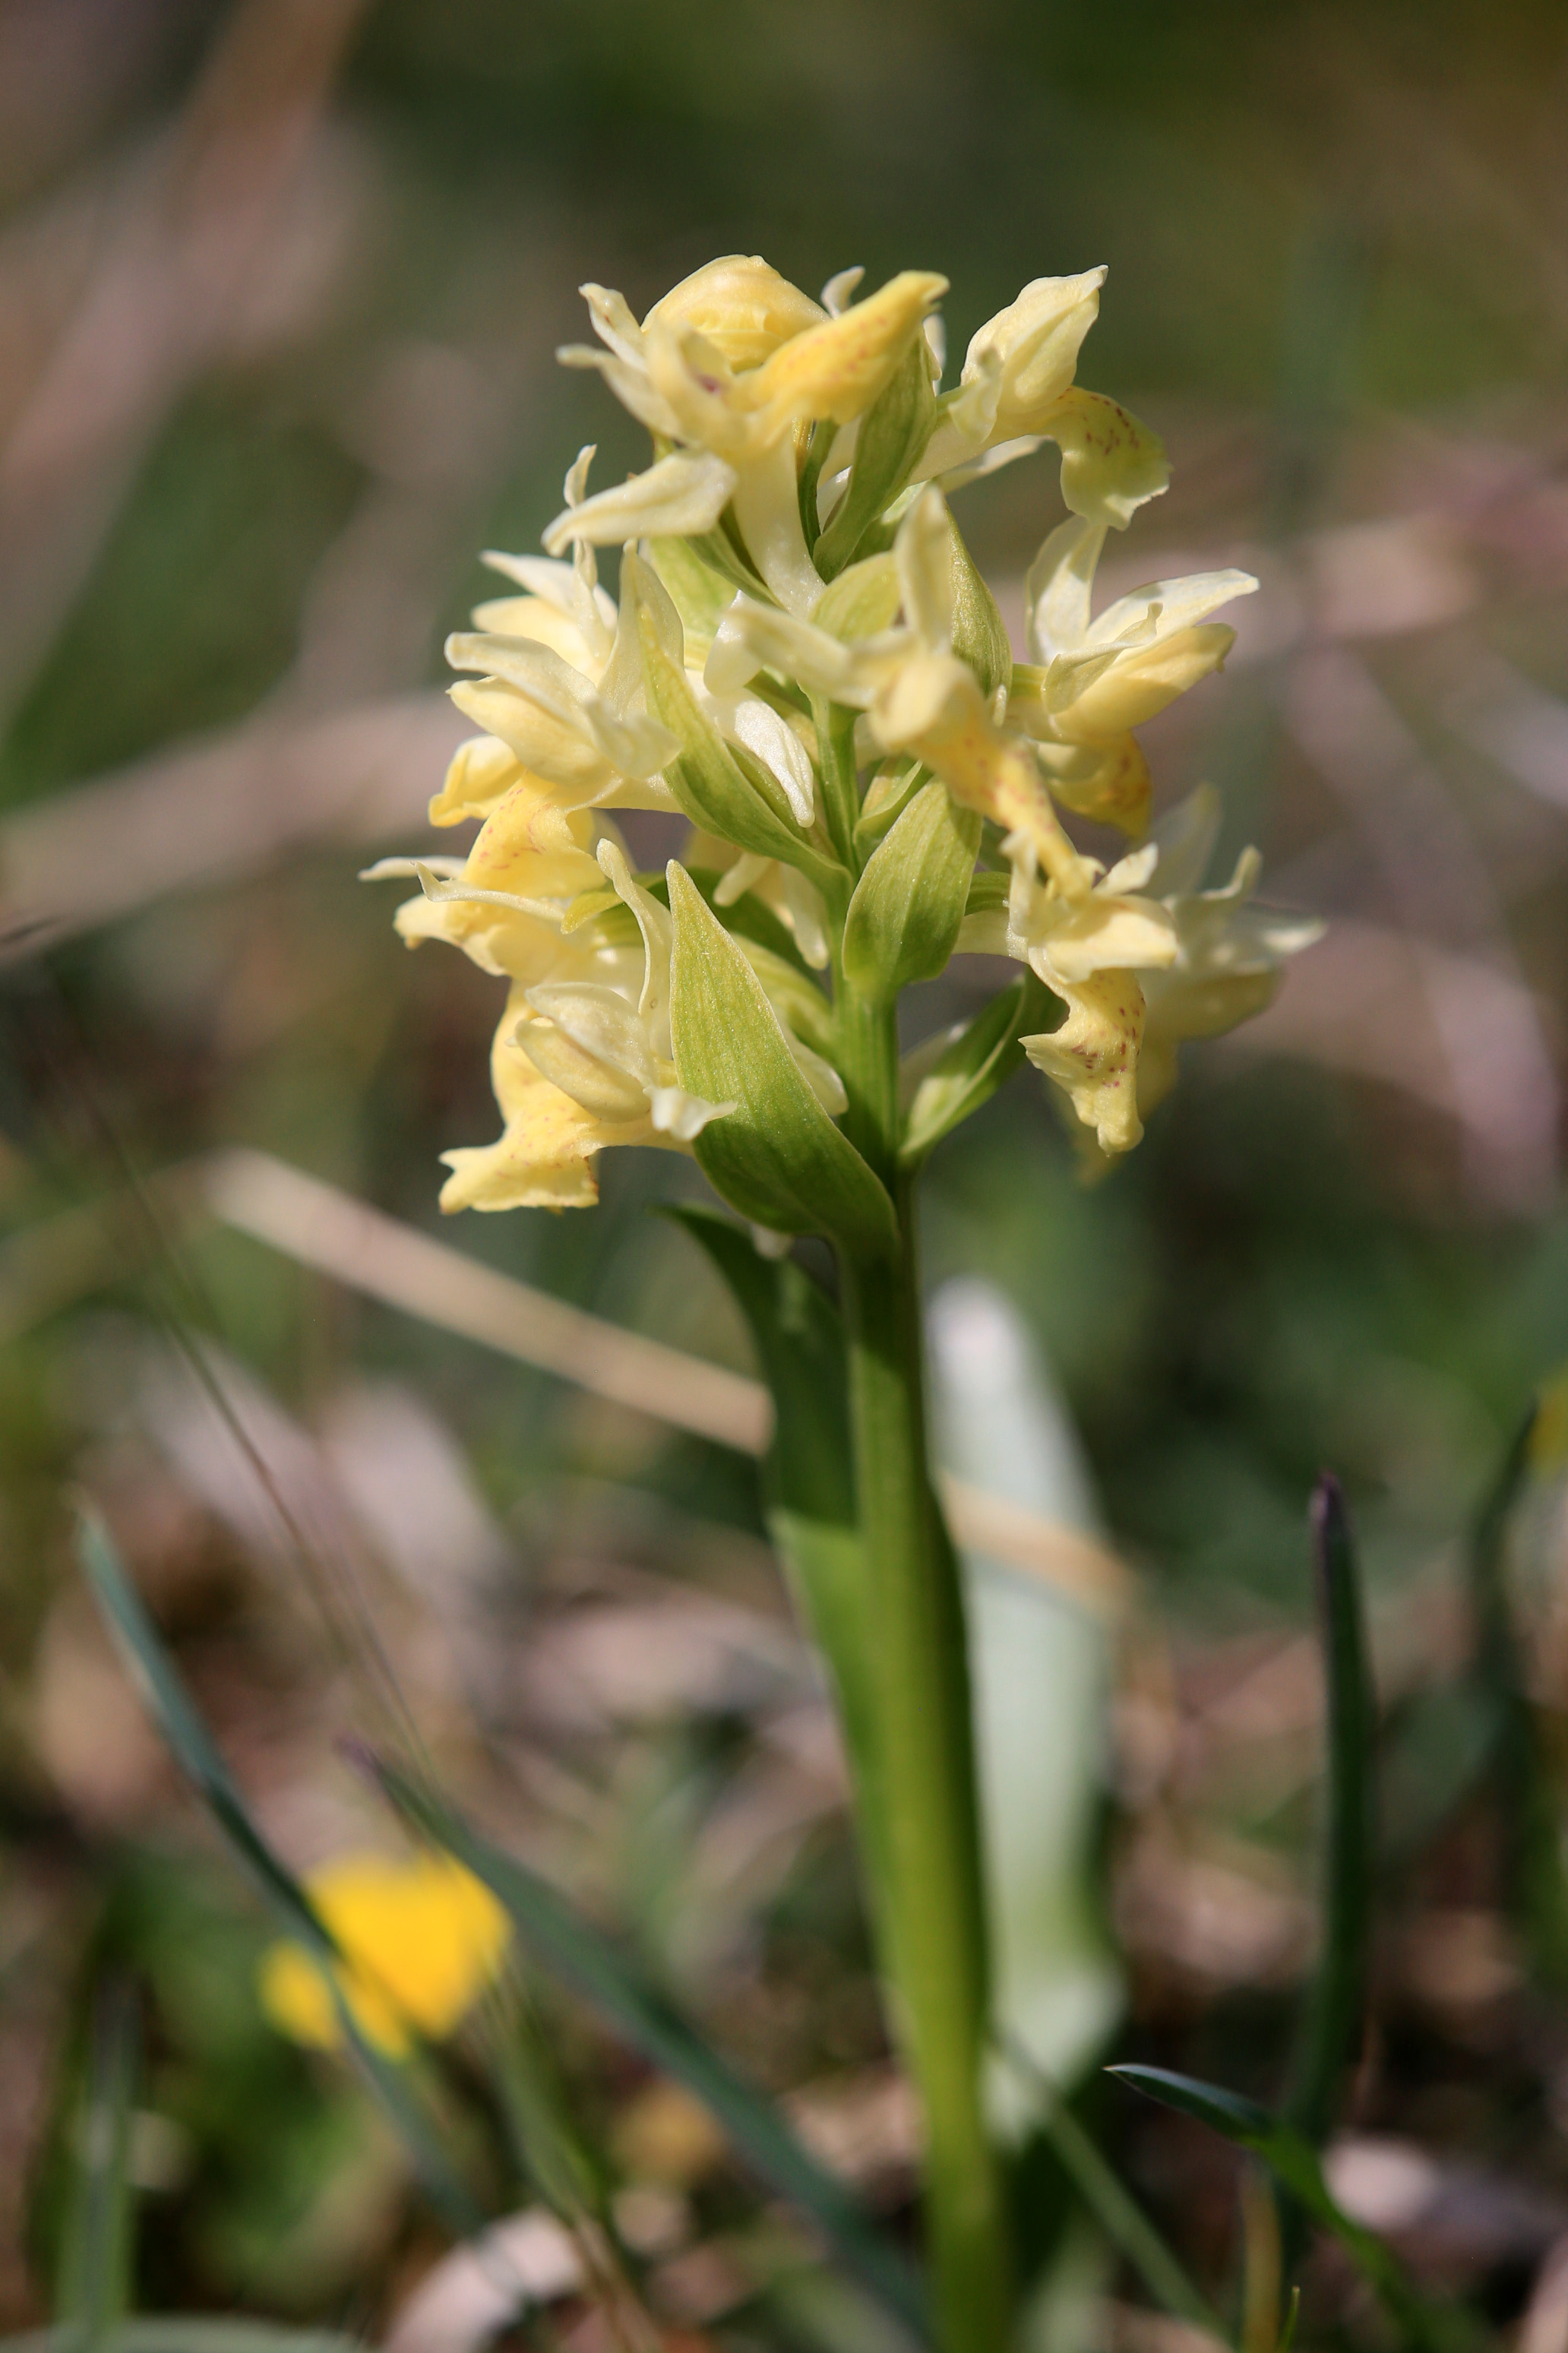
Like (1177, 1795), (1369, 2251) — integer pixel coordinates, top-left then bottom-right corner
(258, 1851), (511, 2059)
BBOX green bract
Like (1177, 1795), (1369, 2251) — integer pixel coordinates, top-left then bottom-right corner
(815, 334), (937, 580)
(900, 973), (1057, 1167)
(667, 864), (897, 1254)
(637, 607), (840, 890)
(842, 782), (980, 1001)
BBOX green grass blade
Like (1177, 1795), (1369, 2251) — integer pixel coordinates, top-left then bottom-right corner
(1285, 1474), (1372, 2147)
(998, 2045), (1225, 2342)
(74, 1508), (485, 2240)
(371, 1756), (930, 2343)
(1467, 1403), (1568, 1982)
(1378, 1407), (1541, 1871)
(1108, 2067), (1481, 2353)
(55, 1981), (138, 2346)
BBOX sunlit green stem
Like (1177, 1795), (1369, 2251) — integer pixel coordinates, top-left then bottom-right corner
(833, 961), (1015, 2353)
(814, 693), (863, 870)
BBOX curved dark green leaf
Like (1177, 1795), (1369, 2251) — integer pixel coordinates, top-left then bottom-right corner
(1108, 2067), (1480, 2353)
(997, 2041), (1225, 2342)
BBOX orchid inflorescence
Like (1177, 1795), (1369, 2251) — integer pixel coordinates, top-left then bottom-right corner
(366, 253), (1316, 1231)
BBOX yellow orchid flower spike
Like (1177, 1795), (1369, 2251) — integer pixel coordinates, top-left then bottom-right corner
(362, 251), (1324, 2353)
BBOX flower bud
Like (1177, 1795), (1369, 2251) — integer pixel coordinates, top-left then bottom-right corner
(644, 255), (827, 369)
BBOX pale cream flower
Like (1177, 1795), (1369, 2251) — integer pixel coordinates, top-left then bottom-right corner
(1133, 784), (1323, 1119)
(434, 452), (820, 846)
(555, 261), (944, 615)
(1006, 517), (1256, 833)
(386, 830), (844, 1214)
(965, 786), (1319, 1161)
(560, 258), (944, 468)
(913, 270), (1168, 529)
(365, 762), (617, 986)
(434, 842), (730, 1213)
(961, 832), (1177, 1155)
(708, 487), (1095, 895)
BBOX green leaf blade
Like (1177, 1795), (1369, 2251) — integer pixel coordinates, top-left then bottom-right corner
(663, 1207), (890, 1915)
(814, 337), (936, 580)
(56, 1982), (139, 2348)
(638, 609), (838, 890)
(1285, 1473), (1373, 2148)
(1108, 2066), (1480, 2353)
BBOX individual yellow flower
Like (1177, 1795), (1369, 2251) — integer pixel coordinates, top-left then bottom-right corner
(420, 835), (843, 1214)
(555, 261), (944, 616)
(368, 770), (615, 982)
(960, 831), (1177, 1155)
(560, 258), (944, 469)
(1132, 784), (1323, 1124)
(913, 270), (1168, 528)
(434, 840), (736, 1213)
(258, 1851), (511, 2059)
(963, 786), (1319, 1162)
(643, 253), (829, 368)
(1006, 517), (1257, 835)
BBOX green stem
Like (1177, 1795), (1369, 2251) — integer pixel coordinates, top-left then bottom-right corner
(833, 968), (1015, 2353)
(814, 694), (863, 872)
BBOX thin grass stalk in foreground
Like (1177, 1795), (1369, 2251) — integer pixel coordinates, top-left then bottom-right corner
(369, 1752), (930, 2342)
(1285, 1472), (1373, 2146)
(55, 1981), (138, 2353)
(1108, 2067), (1482, 2353)
(1467, 1402), (1568, 1982)
(74, 1507), (486, 2239)
(999, 2035), (1227, 2344)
